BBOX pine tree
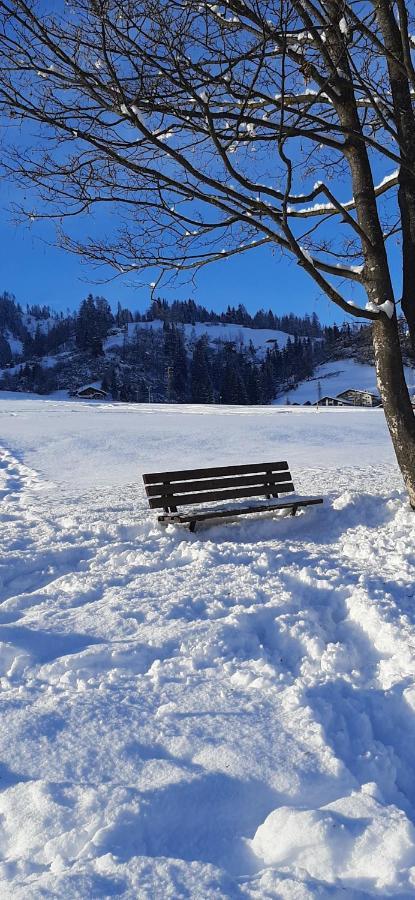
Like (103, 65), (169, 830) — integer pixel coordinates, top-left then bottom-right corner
(171, 327), (188, 400)
(259, 354), (276, 404)
(76, 294), (113, 352)
(190, 337), (214, 402)
(245, 364), (260, 404)
(0, 335), (12, 367)
(220, 347), (248, 404)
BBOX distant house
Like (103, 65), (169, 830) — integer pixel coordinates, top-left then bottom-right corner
(311, 396), (351, 407)
(337, 389), (381, 407)
(76, 385), (108, 400)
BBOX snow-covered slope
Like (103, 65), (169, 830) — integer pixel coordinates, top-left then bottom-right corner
(1, 315), (56, 363)
(105, 319), (296, 357)
(3, 330), (23, 357)
(22, 313), (55, 335)
(1, 395), (415, 897)
(275, 357), (415, 404)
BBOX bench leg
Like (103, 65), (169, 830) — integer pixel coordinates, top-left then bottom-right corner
(189, 521), (197, 533)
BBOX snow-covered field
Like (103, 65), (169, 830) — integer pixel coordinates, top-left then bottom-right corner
(1, 394), (415, 897)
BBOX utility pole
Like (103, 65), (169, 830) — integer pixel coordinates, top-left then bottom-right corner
(166, 365), (173, 402)
(316, 379), (322, 412)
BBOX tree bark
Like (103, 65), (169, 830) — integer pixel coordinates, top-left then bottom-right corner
(372, 314), (415, 507)
(374, 0), (415, 354)
(320, 7), (415, 507)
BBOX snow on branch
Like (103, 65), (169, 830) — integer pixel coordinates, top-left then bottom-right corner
(365, 299), (395, 319)
(287, 170), (399, 218)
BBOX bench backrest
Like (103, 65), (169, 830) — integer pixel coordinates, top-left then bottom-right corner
(143, 461), (294, 512)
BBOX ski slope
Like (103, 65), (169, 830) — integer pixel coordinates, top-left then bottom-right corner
(1, 394), (415, 897)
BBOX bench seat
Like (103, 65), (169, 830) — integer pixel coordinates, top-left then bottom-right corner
(158, 495), (323, 528)
(143, 461), (323, 531)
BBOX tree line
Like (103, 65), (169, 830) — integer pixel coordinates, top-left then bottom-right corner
(101, 321), (324, 405)
(0, 289), (357, 359)
(0, 291), (338, 402)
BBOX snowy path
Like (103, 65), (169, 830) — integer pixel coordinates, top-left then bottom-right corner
(1, 398), (415, 896)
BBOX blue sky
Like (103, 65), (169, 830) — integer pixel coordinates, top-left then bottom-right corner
(0, 2), (402, 327)
(0, 201), (354, 323)
(0, 23), (398, 327)
(0, 142), (398, 326)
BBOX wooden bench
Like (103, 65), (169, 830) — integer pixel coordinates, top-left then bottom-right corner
(143, 460), (323, 532)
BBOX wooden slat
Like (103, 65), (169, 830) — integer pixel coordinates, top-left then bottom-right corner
(158, 496), (323, 524)
(148, 482), (295, 509)
(144, 470), (293, 498)
(143, 460), (289, 485)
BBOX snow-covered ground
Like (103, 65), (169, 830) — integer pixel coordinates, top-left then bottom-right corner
(1, 394), (415, 897)
(275, 358), (415, 405)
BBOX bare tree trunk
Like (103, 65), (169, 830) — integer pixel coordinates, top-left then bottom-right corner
(374, 0), (415, 354)
(372, 315), (415, 507)
(317, 7), (415, 506)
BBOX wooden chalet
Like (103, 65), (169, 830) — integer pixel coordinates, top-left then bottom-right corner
(336, 389), (381, 407)
(76, 385), (108, 400)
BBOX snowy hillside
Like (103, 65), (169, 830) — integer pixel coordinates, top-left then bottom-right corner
(3, 330), (23, 357)
(104, 319), (296, 358)
(1, 293), (324, 402)
(22, 313), (55, 335)
(1, 394), (415, 896)
(275, 358), (415, 405)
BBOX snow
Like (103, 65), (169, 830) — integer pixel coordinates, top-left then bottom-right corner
(4, 331), (23, 357)
(300, 246), (314, 265)
(22, 314), (55, 336)
(2, 394), (415, 895)
(290, 169), (398, 218)
(76, 380), (105, 393)
(250, 789), (415, 890)
(375, 169), (399, 191)
(274, 358), (415, 405)
(366, 298), (395, 319)
(105, 321), (296, 357)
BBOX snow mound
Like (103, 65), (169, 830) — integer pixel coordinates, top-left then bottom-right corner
(250, 786), (415, 890)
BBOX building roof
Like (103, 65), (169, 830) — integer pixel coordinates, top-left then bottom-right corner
(311, 396), (351, 406)
(76, 384), (107, 397)
(337, 388), (380, 399)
